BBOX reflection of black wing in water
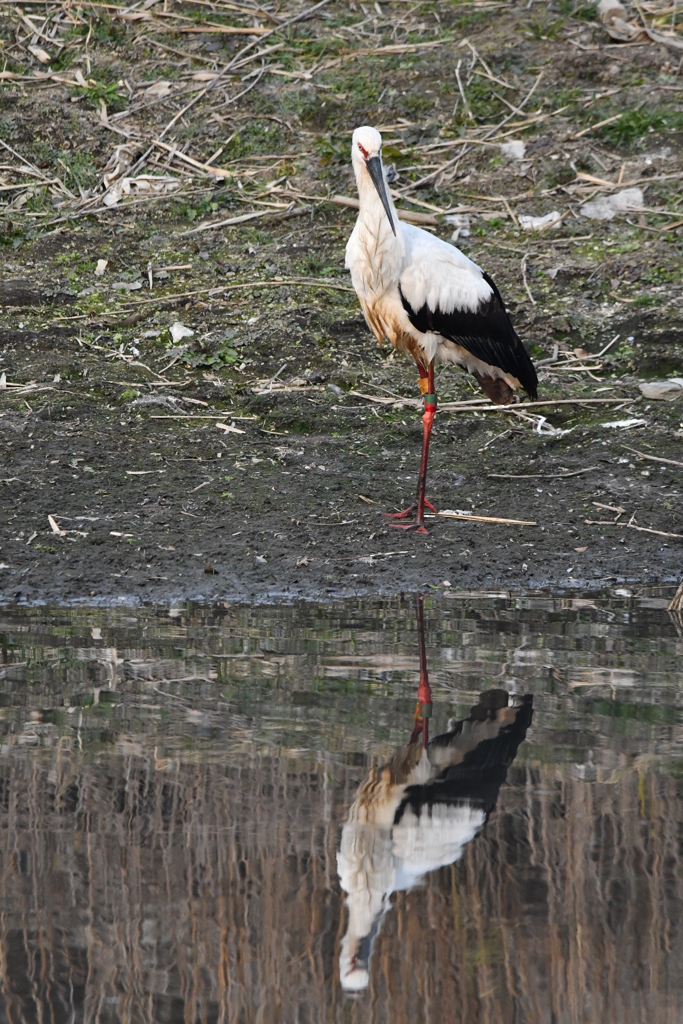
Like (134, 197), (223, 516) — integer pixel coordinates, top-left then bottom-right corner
(338, 690), (533, 992)
(397, 690), (534, 823)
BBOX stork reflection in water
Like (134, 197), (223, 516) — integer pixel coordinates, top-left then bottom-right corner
(337, 596), (533, 992)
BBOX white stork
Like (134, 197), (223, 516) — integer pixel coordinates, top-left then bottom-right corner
(346, 125), (538, 533)
(337, 688), (534, 991)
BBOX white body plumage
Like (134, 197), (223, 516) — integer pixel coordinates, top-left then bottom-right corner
(337, 744), (485, 992)
(345, 125), (525, 393)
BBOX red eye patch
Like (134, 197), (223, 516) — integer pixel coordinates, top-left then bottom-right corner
(357, 143), (369, 159)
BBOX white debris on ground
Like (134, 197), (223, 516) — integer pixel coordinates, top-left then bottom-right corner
(190, 71), (220, 83)
(170, 323), (194, 344)
(444, 213), (470, 240)
(597, 0), (643, 40)
(111, 281), (142, 291)
(144, 80), (172, 98)
(580, 188), (644, 221)
(518, 211), (563, 231)
(639, 379), (683, 400)
(100, 142), (180, 207)
(534, 415), (574, 437)
(595, 0), (680, 47)
(601, 418), (648, 429)
(500, 140), (526, 161)
(102, 143), (137, 189)
(28, 44), (51, 63)
(103, 175), (180, 207)
(95, 259), (108, 276)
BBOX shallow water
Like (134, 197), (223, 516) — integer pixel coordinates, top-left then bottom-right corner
(1, 590), (682, 1024)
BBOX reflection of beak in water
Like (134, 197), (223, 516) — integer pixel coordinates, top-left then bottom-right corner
(337, 601), (533, 992)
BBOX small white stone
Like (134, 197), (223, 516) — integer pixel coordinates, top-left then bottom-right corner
(170, 322), (194, 344)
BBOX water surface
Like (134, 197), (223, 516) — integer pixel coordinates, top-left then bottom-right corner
(1, 590), (682, 1023)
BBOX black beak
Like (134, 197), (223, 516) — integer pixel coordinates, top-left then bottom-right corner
(366, 155), (396, 236)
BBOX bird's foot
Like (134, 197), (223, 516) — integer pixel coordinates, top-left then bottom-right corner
(389, 519), (430, 535)
(384, 499), (435, 534)
(383, 498), (437, 520)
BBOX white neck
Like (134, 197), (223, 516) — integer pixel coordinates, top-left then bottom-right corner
(352, 159), (404, 294)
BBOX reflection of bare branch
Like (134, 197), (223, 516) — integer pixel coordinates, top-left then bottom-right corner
(0, 597), (680, 1018)
(0, 733), (679, 1020)
(671, 582), (683, 613)
(669, 582), (683, 640)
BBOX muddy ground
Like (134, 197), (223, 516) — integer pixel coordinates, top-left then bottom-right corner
(1, 0), (682, 604)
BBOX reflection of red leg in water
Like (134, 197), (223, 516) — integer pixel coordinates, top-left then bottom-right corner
(409, 594), (432, 748)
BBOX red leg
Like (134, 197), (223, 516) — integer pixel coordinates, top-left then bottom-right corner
(409, 594), (432, 747)
(385, 362), (437, 534)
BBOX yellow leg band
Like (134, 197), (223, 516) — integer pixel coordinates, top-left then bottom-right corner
(418, 377), (429, 394)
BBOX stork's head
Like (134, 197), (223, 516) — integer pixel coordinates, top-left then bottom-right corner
(339, 932), (372, 992)
(351, 125), (396, 236)
(339, 896), (386, 993)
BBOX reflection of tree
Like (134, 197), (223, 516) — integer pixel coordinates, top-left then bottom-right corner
(338, 690), (533, 991)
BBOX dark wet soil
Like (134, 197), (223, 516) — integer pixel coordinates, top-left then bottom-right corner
(1, 286), (681, 604)
(1, 0), (682, 603)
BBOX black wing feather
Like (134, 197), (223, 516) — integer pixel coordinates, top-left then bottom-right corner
(393, 696), (533, 824)
(399, 272), (538, 399)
